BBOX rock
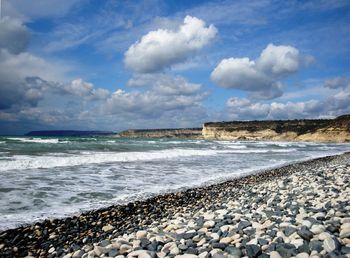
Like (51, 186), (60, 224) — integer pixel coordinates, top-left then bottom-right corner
(224, 246), (242, 257)
(129, 250), (151, 257)
(339, 228), (350, 238)
(212, 254), (225, 258)
(245, 244), (261, 258)
(48, 247), (55, 254)
(269, 251), (282, 258)
(204, 221), (215, 228)
(257, 239), (268, 246)
(275, 243), (297, 257)
(284, 227), (297, 237)
(290, 238), (304, 248)
(297, 243), (310, 254)
(136, 230), (148, 239)
(310, 225), (325, 235)
(295, 253), (309, 258)
(302, 220), (312, 228)
(297, 227), (314, 241)
(212, 243), (227, 250)
(198, 251), (208, 258)
(309, 240), (323, 252)
(109, 249), (119, 257)
(341, 246), (350, 254)
(174, 255), (198, 258)
(323, 237), (341, 253)
(100, 239), (111, 247)
(119, 244), (132, 254)
(220, 237), (232, 244)
(72, 250), (84, 258)
(318, 232), (331, 241)
(102, 224), (114, 232)
(211, 233), (220, 240)
(238, 221), (252, 231)
(257, 253), (269, 258)
(170, 246), (180, 255)
(94, 246), (108, 256)
(139, 254), (152, 258)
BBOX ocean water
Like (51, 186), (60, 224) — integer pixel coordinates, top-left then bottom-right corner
(0, 136), (349, 230)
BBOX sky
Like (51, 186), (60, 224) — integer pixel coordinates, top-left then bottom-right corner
(0, 0), (349, 134)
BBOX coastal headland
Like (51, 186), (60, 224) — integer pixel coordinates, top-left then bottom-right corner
(115, 115), (350, 143)
(0, 152), (349, 257)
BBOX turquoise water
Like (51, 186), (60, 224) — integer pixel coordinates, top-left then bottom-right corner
(0, 136), (349, 229)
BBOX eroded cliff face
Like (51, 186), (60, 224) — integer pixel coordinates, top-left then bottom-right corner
(116, 128), (203, 139)
(202, 115), (350, 143)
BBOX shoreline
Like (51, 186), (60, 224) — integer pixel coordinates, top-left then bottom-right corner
(0, 152), (350, 257)
(1, 149), (343, 231)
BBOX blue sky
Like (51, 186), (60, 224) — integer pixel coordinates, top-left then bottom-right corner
(0, 0), (349, 134)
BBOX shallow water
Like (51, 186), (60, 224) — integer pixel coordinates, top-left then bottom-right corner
(0, 136), (349, 229)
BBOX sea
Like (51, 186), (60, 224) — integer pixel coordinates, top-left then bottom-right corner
(0, 136), (349, 230)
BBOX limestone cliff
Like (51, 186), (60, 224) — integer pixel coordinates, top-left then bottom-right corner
(202, 115), (350, 143)
(116, 128), (203, 139)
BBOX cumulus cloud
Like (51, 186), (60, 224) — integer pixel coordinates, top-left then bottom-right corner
(256, 44), (299, 77)
(211, 44), (301, 100)
(225, 76), (350, 120)
(104, 74), (206, 115)
(65, 79), (110, 100)
(226, 97), (270, 119)
(124, 16), (217, 73)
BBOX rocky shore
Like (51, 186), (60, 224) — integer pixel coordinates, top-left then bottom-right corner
(1, 153), (350, 258)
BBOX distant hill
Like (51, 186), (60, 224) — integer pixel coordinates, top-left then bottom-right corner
(116, 128), (203, 139)
(25, 130), (114, 137)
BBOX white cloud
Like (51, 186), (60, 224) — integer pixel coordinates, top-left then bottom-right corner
(124, 16), (217, 73)
(211, 57), (270, 90)
(0, 17), (29, 54)
(211, 44), (301, 100)
(226, 97), (270, 119)
(128, 74), (201, 95)
(324, 77), (350, 89)
(256, 44), (299, 77)
(225, 77), (350, 120)
(65, 79), (110, 100)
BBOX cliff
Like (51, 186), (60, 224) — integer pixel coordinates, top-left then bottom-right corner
(116, 128), (203, 139)
(202, 115), (350, 143)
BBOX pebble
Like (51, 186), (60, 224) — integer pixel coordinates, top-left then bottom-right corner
(72, 250), (84, 258)
(102, 224), (115, 232)
(136, 230), (148, 239)
(120, 244), (132, 254)
(340, 228), (350, 238)
(297, 227), (314, 241)
(175, 255), (198, 258)
(318, 232), (331, 240)
(270, 251), (282, 258)
(246, 244), (261, 257)
(1, 153), (350, 258)
(310, 225), (325, 234)
(203, 220), (215, 228)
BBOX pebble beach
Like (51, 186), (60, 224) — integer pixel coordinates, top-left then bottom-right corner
(1, 152), (350, 258)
